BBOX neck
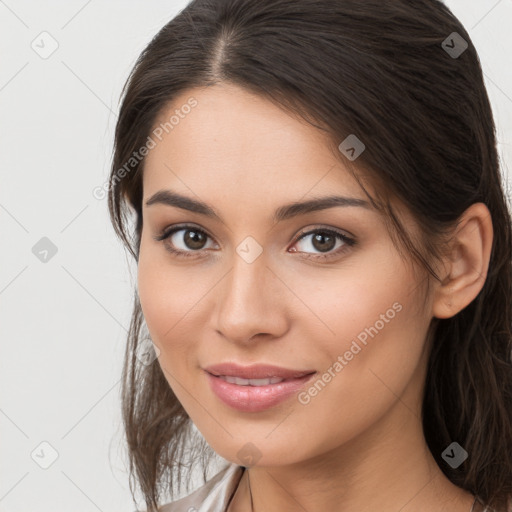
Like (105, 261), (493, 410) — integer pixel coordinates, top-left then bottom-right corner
(229, 402), (475, 512)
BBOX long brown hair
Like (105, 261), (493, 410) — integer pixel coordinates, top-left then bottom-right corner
(107, 1), (512, 510)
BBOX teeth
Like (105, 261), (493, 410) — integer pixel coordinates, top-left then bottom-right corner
(219, 375), (285, 386)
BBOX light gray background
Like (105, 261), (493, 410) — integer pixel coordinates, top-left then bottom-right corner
(1, 1), (511, 511)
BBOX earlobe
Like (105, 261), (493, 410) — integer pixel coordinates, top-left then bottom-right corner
(432, 203), (493, 320)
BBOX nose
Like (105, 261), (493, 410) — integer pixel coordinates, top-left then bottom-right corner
(213, 251), (289, 345)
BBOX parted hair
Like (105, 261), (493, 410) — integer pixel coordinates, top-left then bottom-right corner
(107, 1), (512, 510)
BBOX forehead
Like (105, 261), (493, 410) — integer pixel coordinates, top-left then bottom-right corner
(142, 83), (366, 204)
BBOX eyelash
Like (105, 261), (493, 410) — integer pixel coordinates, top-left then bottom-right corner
(153, 223), (356, 262)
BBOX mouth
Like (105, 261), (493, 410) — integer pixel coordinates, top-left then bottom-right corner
(203, 364), (317, 412)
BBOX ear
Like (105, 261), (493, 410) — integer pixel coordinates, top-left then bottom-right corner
(432, 202), (494, 319)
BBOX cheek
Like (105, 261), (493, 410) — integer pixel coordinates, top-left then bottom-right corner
(137, 243), (216, 378)
(299, 257), (426, 402)
(288, 249), (410, 353)
(137, 245), (191, 354)
(304, 289), (426, 432)
(137, 257), (198, 404)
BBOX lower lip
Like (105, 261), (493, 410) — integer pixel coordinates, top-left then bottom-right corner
(205, 371), (316, 412)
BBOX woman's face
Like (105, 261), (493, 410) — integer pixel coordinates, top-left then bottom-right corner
(138, 82), (435, 467)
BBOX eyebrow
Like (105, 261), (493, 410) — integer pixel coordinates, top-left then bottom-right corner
(145, 189), (372, 223)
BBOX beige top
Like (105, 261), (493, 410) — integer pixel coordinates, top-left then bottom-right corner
(158, 463), (245, 512)
(156, 463), (496, 512)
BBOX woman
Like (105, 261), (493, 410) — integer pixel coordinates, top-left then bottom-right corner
(107, 0), (512, 511)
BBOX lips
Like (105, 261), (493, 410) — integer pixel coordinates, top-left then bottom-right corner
(204, 362), (316, 380)
(205, 368), (317, 412)
(204, 363), (318, 412)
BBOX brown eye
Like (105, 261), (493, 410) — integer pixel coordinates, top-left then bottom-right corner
(154, 224), (216, 259)
(180, 229), (208, 250)
(311, 232), (337, 252)
(290, 227), (356, 261)
(154, 224), (356, 262)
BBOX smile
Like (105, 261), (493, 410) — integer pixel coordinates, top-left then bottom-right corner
(205, 370), (317, 412)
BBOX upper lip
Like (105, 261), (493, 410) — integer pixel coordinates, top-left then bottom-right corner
(204, 363), (316, 380)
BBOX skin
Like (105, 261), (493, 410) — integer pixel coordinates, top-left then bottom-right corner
(137, 82), (493, 512)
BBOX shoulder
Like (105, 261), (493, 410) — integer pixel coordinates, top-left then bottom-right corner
(158, 462), (245, 512)
(473, 496), (512, 512)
